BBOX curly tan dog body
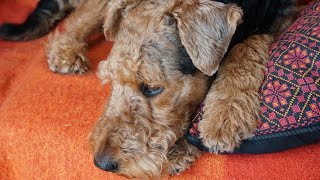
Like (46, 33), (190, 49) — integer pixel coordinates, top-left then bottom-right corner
(91, 30), (273, 177)
(90, 1), (222, 177)
(89, 1), (274, 178)
(0, 0), (295, 178)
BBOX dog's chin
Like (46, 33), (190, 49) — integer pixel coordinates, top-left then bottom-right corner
(117, 167), (164, 179)
(115, 154), (169, 179)
(119, 172), (166, 180)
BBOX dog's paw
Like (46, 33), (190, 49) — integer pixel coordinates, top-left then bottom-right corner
(198, 117), (242, 153)
(48, 54), (89, 74)
(167, 139), (201, 175)
(198, 97), (258, 153)
(47, 34), (89, 74)
(169, 160), (188, 176)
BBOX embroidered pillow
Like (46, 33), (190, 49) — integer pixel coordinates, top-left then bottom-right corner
(186, 0), (320, 153)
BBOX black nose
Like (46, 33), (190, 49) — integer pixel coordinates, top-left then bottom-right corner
(94, 154), (119, 172)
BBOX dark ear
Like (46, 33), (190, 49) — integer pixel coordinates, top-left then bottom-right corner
(171, 0), (243, 76)
(103, 0), (142, 40)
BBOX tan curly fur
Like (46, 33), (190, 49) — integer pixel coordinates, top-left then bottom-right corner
(47, 0), (107, 74)
(199, 35), (274, 153)
(92, 1), (276, 178)
(87, 0), (246, 178)
(45, 0), (298, 178)
(90, 2), (209, 178)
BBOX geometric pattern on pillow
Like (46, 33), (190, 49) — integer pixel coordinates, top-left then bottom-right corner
(255, 0), (320, 137)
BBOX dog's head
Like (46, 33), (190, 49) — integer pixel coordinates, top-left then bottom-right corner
(89, 0), (242, 178)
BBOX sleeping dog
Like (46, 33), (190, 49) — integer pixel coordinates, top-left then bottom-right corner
(0, 0), (297, 178)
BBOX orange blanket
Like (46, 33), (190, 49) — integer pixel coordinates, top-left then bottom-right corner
(0, 0), (319, 179)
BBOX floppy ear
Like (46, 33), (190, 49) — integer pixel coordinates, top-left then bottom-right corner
(171, 0), (243, 76)
(104, 0), (142, 40)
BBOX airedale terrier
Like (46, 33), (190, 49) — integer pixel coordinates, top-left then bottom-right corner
(0, 0), (297, 178)
(89, 1), (293, 178)
(90, 32), (275, 177)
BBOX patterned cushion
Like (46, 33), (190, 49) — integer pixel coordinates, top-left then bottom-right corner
(255, 0), (320, 137)
(186, 0), (320, 153)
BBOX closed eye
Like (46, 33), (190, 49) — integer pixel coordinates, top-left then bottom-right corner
(140, 83), (164, 97)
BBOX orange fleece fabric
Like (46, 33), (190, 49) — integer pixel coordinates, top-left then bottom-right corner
(0, 0), (319, 179)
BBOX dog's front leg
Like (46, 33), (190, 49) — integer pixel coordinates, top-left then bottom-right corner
(198, 35), (274, 153)
(47, 0), (107, 74)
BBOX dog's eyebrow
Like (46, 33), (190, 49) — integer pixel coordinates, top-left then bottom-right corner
(139, 41), (167, 83)
(142, 40), (197, 75)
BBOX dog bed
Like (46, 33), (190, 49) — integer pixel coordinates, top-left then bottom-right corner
(186, 0), (320, 154)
